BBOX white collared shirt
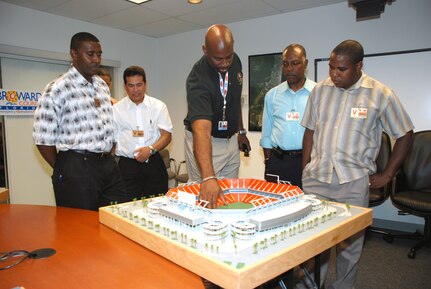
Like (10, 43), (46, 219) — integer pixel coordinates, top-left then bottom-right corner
(113, 94), (172, 158)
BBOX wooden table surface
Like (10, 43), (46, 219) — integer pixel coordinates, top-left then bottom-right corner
(0, 204), (204, 289)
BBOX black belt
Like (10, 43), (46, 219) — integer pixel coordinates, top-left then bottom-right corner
(69, 150), (111, 158)
(119, 155), (150, 163)
(272, 147), (302, 158)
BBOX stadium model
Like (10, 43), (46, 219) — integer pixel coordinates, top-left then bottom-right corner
(164, 178), (321, 234)
(100, 178), (371, 289)
(105, 178), (341, 265)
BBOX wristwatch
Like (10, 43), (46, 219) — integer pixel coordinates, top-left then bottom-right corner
(238, 129), (247, 135)
(148, 145), (157, 156)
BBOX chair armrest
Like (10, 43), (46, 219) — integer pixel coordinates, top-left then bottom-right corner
(169, 158), (177, 174)
(176, 160), (186, 175)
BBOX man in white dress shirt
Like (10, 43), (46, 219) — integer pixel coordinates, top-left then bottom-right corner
(113, 66), (173, 200)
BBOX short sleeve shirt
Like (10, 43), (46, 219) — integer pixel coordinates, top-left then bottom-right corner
(33, 66), (115, 152)
(301, 73), (414, 184)
(184, 53), (243, 138)
(113, 95), (173, 158)
(260, 78), (316, 150)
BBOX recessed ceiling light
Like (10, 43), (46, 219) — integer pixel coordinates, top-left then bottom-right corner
(126, 0), (151, 4)
(188, 0), (203, 4)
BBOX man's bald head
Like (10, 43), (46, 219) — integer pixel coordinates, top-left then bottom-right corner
(202, 24), (235, 73)
(204, 24), (234, 51)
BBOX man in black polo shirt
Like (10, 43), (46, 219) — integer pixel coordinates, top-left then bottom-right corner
(184, 24), (251, 209)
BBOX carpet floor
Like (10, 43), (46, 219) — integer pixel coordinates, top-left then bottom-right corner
(263, 230), (431, 289)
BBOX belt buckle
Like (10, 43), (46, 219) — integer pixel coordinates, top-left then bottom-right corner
(100, 152), (109, 158)
(272, 147), (283, 159)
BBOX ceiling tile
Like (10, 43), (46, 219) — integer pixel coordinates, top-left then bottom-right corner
(125, 17), (202, 38)
(263, 0), (345, 11)
(142, 0), (243, 17)
(2, 0), (351, 38)
(47, 0), (134, 21)
(1, 0), (69, 11)
(91, 6), (170, 29)
(179, 0), (279, 26)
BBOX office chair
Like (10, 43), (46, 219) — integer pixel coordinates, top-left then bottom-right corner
(159, 149), (177, 187)
(175, 161), (189, 186)
(386, 130), (431, 259)
(368, 132), (393, 236)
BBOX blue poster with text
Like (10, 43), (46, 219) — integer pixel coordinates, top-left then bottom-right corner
(0, 89), (41, 115)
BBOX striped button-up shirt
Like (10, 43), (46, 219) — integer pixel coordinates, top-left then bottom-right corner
(301, 73), (414, 184)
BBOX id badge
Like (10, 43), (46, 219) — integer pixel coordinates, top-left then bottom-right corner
(132, 130), (144, 137)
(351, 108), (367, 119)
(218, 121), (228, 131)
(286, 112), (300, 121)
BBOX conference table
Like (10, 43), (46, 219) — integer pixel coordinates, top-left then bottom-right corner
(0, 204), (204, 289)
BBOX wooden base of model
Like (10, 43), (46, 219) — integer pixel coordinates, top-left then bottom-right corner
(99, 201), (372, 289)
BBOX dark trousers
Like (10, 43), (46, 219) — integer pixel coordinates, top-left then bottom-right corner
(264, 154), (303, 187)
(52, 150), (127, 211)
(118, 152), (168, 200)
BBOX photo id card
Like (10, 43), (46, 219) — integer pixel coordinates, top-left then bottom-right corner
(218, 121), (228, 131)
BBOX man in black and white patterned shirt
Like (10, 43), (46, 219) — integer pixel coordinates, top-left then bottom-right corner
(33, 32), (127, 211)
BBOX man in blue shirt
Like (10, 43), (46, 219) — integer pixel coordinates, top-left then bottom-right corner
(259, 44), (316, 187)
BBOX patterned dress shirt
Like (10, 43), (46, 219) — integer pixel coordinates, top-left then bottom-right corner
(33, 66), (115, 153)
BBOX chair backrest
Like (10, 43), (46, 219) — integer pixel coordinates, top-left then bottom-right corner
(369, 132), (392, 207)
(159, 149), (171, 169)
(396, 130), (431, 192)
(175, 161), (189, 185)
(159, 149), (177, 181)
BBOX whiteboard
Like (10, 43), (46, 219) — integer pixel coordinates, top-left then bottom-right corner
(315, 49), (431, 133)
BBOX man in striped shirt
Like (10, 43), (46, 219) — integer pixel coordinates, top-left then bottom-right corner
(300, 40), (413, 289)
